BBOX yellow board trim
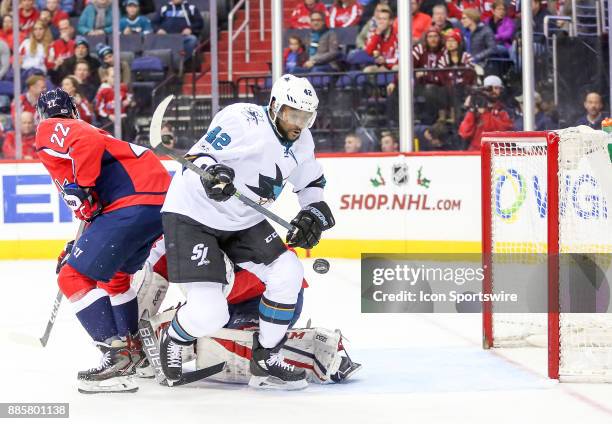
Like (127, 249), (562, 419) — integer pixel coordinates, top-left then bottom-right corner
(298, 239), (481, 258)
(0, 240), (68, 260)
(0, 239), (482, 260)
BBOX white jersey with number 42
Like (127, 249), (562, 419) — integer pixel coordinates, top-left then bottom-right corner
(161, 103), (326, 231)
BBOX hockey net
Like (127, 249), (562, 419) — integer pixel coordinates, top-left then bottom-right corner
(481, 126), (612, 381)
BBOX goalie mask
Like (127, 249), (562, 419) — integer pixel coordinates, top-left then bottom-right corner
(268, 74), (318, 139)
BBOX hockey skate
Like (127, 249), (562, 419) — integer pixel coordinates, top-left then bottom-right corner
(159, 326), (193, 383)
(126, 335), (156, 379)
(77, 340), (138, 394)
(248, 333), (308, 391)
(330, 355), (362, 383)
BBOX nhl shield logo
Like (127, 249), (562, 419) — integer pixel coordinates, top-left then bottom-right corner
(392, 164), (409, 186)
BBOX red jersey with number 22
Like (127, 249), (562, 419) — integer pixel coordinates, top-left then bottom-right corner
(35, 118), (171, 214)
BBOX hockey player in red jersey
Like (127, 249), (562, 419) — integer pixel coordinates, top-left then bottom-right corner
(35, 88), (171, 394)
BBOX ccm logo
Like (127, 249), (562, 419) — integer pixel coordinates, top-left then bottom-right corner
(265, 232), (279, 243)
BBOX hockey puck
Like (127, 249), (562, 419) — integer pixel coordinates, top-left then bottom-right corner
(313, 258), (330, 274)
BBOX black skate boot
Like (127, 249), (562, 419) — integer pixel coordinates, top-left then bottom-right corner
(249, 332), (307, 390)
(330, 355), (362, 383)
(77, 340), (138, 394)
(159, 326), (193, 383)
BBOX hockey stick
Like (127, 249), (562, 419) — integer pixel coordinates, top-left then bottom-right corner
(38, 289), (64, 347)
(171, 361), (226, 387)
(148, 95), (294, 231)
(39, 221), (87, 347)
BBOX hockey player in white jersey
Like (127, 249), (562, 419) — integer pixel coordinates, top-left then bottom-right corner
(159, 74), (335, 390)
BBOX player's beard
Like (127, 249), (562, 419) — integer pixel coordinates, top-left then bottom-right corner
(276, 120), (301, 141)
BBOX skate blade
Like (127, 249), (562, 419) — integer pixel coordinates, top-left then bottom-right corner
(248, 375), (308, 391)
(339, 362), (363, 382)
(77, 376), (138, 394)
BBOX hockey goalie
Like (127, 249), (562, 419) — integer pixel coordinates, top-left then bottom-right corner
(134, 238), (362, 387)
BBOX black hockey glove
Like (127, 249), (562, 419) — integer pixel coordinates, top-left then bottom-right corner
(201, 164), (237, 202)
(56, 239), (74, 274)
(287, 201), (335, 249)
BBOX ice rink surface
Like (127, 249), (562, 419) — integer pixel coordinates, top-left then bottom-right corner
(2, 259), (612, 424)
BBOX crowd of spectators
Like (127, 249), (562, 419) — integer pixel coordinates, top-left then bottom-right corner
(0, 0), (609, 158)
(285, 0), (610, 153)
(0, 0), (207, 159)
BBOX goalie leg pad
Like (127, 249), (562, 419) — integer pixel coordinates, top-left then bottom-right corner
(195, 327), (348, 384)
(133, 262), (169, 317)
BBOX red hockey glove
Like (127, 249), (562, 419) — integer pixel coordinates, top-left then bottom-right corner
(61, 184), (102, 222)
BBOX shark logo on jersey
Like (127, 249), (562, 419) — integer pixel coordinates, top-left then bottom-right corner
(246, 164), (284, 204)
(242, 106), (264, 126)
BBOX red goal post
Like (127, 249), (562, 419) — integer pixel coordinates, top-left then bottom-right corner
(481, 128), (612, 382)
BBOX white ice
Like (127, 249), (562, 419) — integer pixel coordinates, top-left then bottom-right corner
(2, 259), (612, 424)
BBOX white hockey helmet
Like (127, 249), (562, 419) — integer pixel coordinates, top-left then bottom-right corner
(269, 74), (319, 130)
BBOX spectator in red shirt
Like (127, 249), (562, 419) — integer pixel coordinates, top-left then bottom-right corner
(480, 0), (495, 21)
(283, 35), (308, 73)
(0, 15), (14, 49)
(363, 9), (398, 72)
(413, 27), (446, 123)
(356, 2), (392, 49)
(289, 0), (327, 29)
(328, 0), (363, 28)
(459, 75), (513, 150)
(0, 15), (27, 51)
(45, 0), (68, 28)
(438, 28), (475, 86)
(347, 3), (392, 69)
(61, 75), (93, 123)
(2, 111), (37, 159)
(95, 66), (133, 125)
(413, 27), (444, 84)
(19, 0), (40, 34)
(446, 0), (482, 20)
(46, 19), (75, 84)
(408, 0), (432, 42)
(438, 28), (475, 121)
(11, 74), (46, 120)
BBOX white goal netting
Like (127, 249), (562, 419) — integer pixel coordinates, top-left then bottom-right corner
(486, 126), (612, 381)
